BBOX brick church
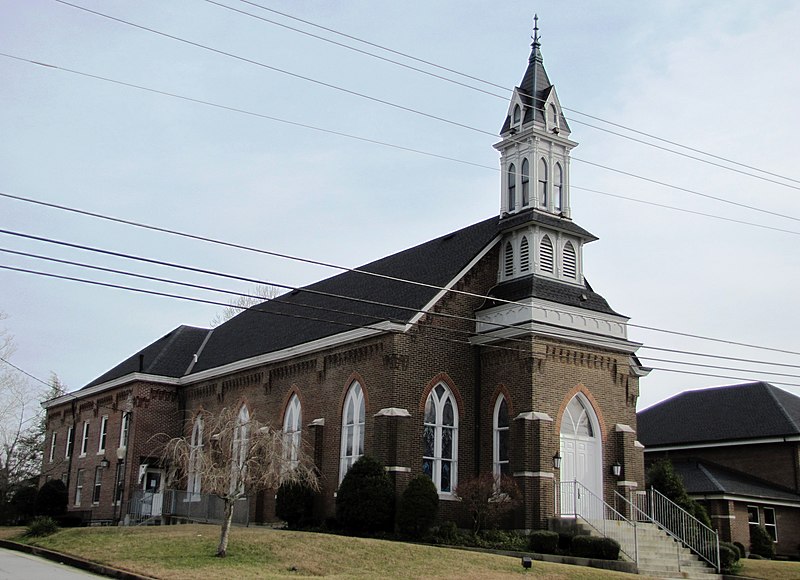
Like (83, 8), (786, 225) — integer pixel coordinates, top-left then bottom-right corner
(42, 25), (648, 530)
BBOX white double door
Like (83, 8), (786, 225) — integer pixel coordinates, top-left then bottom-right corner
(560, 435), (601, 518)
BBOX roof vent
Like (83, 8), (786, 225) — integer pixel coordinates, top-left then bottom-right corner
(580, 293), (588, 301)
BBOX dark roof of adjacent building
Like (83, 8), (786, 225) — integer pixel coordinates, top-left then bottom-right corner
(638, 382), (800, 448)
(84, 325), (210, 388)
(81, 211), (620, 385)
(672, 459), (800, 503)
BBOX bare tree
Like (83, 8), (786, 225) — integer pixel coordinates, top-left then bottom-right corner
(209, 284), (284, 328)
(160, 407), (319, 557)
(0, 312), (65, 519)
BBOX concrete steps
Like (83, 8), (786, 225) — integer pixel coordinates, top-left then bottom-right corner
(631, 523), (721, 579)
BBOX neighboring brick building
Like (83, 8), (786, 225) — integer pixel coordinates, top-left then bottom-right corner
(638, 382), (800, 558)
(41, 27), (649, 530)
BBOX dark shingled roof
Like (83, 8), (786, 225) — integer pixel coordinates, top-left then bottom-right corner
(638, 382), (800, 448)
(479, 275), (620, 316)
(83, 325), (210, 389)
(672, 460), (800, 503)
(83, 212), (621, 384)
(500, 40), (571, 135)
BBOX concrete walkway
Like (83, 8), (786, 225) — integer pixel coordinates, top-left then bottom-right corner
(0, 547), (104, 579)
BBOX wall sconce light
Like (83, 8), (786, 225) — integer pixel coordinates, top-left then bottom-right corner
(611, 462), (622, 477)
(99, 458), (110, 469)
(553, 451), (562, 470)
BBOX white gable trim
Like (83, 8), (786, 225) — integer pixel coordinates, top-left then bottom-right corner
(406, 235), (502, 329)
(643, 436), (800, 452)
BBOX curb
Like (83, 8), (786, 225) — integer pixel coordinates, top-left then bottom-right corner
(0, 539), (153, 580)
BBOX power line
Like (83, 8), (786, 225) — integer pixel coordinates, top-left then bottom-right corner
(3, 191), (800, 358)
(4, 53), (799, 239)
(0, 355), (51, 388)
(222, 0), (800, 193)
(4, 259), (797, 388)
(47, 4), (800, 224)
(647, 366), (800, 388)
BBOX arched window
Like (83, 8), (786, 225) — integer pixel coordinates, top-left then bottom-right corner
(554, 163), (563, 212)
(521, 158), (530, 207)
(561, 396), (594, 437)
(187, 414), (203, 498)
(538, 158), (548, 208)
(339, 381), (365, 483)
(540, 235), (554, 273)
(493, 395), (510, 479)
(563, 241), (577, 279)
(513, 104), (521, 126)
(423, 382), (458, 493)
(507, 164), (516, 211)
(283, 395), (302, 470)
(520, 236), (530, 272)
(550, 104), (558, 128)
(232, 405), (249, 495)
(504, 241), (514, 277)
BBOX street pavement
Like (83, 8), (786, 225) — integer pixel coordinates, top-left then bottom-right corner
(0, 548), (103, 579)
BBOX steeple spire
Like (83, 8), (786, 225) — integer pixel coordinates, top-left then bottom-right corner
(530, 14), (542, 64)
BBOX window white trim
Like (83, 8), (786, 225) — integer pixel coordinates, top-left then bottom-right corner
(92, 466), (102, 505)
(75, 468), (85, 506)
(521, 158), (530, 207)
(187, 415), (204, 499)
(231, 406), (249, 495)
(339, 382), (365, 483)
(422, 382), (458, 494)
(65, 425), (74, 459)
(80, 421), (90, 457)
(119, 411), (130, 450)
(98, 415), (108, 454)
(763, 506), (778, 542)
(492, 395), (509, 479)
(283, 394), (302, 471)
(48, 432), (57, 463)
(507, 163), (517, 212)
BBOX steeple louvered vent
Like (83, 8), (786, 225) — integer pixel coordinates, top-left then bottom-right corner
(563, 241), (576, 279)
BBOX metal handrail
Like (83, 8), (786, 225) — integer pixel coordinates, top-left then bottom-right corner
(559, 480), (638, 564)
(617, 488), (720, 573)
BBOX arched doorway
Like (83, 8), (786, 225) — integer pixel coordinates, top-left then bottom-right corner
(559, 394), (603, 517)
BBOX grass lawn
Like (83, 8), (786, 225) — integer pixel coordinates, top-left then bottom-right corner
(15, 524), (646, 579)
(739, 558), (800, 580)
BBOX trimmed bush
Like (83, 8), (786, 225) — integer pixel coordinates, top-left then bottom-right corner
(750, 524), (775, 559)
(275, 481), (316, 529)
(397, 475), (439, 539)
(558, 532), (575, 554)
(335, 456), (394, 535)
(719, 542), (741, 574)
(434, 521), (461, 545)
(570, 535), (621, 560)
(475, 529), (527, 551)
(25, 516), (58, 537)
(733, 541), (746, 559)
(529, 530), (559, 554)
(35, 479), (68, 518)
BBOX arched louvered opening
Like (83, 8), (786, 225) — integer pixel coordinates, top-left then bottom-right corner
(520, 236), (530, 272)
(513, 104), (521, 126)
(540, 235), (554, 273)
(521, 158), (530, 207)
(538, 158), (548, 208)
(507, 164), (516, 211)
(563, 241), (577, 279)
(504, 241), (514, 277)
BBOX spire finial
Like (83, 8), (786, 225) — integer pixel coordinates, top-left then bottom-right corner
(532, 14), (540, 46)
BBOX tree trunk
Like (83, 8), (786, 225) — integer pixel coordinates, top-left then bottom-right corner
(216, 498), (235, 557)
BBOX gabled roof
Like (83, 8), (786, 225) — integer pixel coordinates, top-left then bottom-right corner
(638, 382), (800, 448)
(672, 459), (800, 504)
(83, 325), (210, 389)
(77, 211), (620, 387)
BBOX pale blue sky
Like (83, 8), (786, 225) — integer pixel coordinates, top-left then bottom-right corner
(2, 0), (799, 410)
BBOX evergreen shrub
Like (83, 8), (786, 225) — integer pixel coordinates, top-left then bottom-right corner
(275, 480), (316, 529)
(335, 456), (394, 534)
(397, 474), (439, 539)
(750, 524), (775, 559)
(25, 516), (58, 537)
(570, 535), (621, 560)
(529, 530), (559, 554)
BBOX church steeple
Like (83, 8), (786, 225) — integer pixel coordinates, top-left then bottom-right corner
(496, 17), (575, 218)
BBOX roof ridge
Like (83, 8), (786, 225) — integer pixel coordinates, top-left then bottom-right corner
(763, 382), (800, 434)
(146, 326), (189, 373)
(696, 462), (725, 493)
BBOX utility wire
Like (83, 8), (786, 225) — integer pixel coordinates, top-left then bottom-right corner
(3, 191), (800, 358)
(647, 366), (800, 388)
(46, 4), (800, 223)
(0, 254), (800, 386)
(239, 0), (800, 187)
(3, 53), (799, 238)
(0, 355), (51, 387)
